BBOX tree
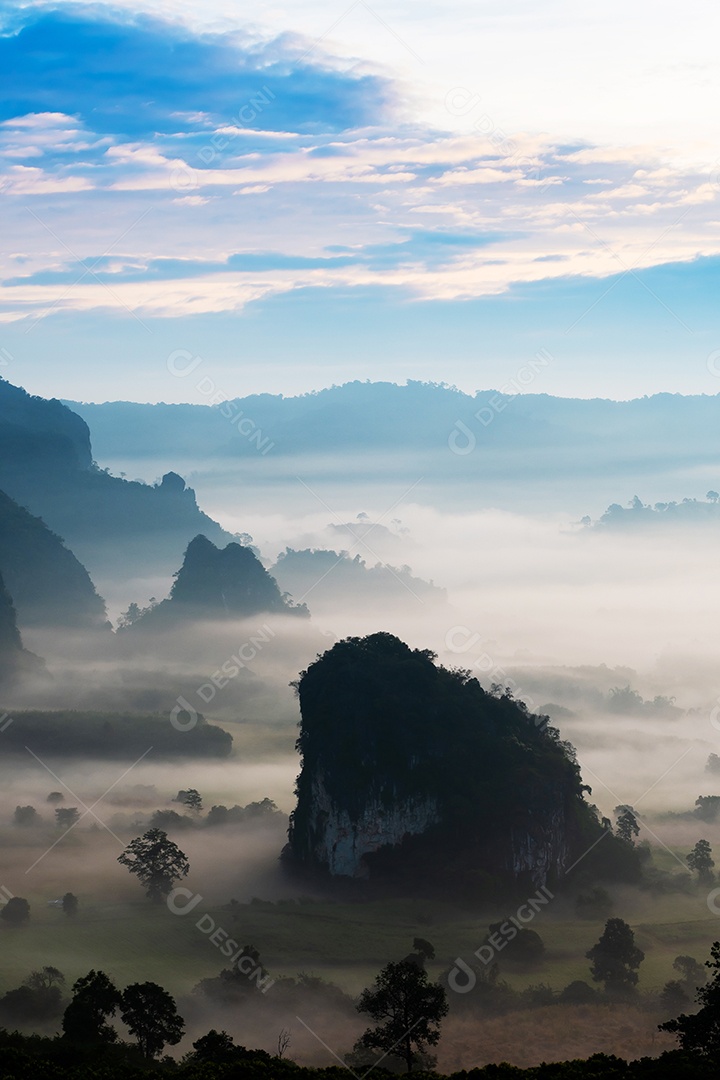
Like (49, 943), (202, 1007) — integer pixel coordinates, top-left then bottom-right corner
(46, 791), (64, 803)
(117, 828), (189, 902)
(62, 970), (121, 1044)
(674, 955), (706, 990)
(660, 940), (720, 1056)
(707, 491), (719, 503)
(175, 788), (203, 813)
(277, 1028), (292, 1058)
(660, 979), (690, 1013)
(13, 805), (39, 826)
(615, 805), (640, 845)
(354, 958), (448, 1073)
(119, 982), (184, 1058)
(26, 966), (64, 991)
(0, 897), (30, 926)
(62, 892), (78, 917)
(193, 1029), (237, 1063)
(688, 839), (715, 883)
(0, 967), (65, 1023)
(55, 807), (81, 829)
(586, 918), (645, 996)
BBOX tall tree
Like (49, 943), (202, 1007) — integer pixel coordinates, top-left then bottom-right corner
(687, 839), (715, 883)
(61, 970), (121, 1044)
(614, 805), (640, 845)
(354, 958), (448, 1073)
(119, 982), (185, 1058)
(586, 918), (645, 997)
(117, 828), (189, 902)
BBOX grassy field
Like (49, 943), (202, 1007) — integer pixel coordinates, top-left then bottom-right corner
(3, 868), (720, 998)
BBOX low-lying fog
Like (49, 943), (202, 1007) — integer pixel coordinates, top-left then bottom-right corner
(5, 459), (720, 1067)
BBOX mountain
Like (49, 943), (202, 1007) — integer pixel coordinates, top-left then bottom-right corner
(0, 570), (42, 685)
(0, 489), (108, 629)
(0, 378), (234, 581)
(67, 382), (720, 514)
(287, 633), (633, 894)
(272, 548), (446, 612)
(124, 534), (309, 628)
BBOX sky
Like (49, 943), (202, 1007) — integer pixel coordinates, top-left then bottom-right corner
(1, 0), (720, 402)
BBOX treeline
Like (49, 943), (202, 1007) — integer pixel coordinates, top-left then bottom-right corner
(0, 1031), (718, 1080)
(586, 492), (720, 529)
(0, 710), (232, 757)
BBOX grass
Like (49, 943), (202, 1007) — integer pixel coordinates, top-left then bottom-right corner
(3, 880), (720, 1000)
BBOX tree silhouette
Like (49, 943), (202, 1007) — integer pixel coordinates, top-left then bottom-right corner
(175, 788), (203, 813)
(660, 940), (720, 1055)
(55, 807), (80, 829)
(62, 970), (121, 1044)
(586, 918), (645, 996)
(0, 897), (29, 926)
(13, 806), (39, 826)
(62, 892), (78, 917)
(354, 957), (448, 1073)
(117, 828), (189, 902)
(119, 982), (185, 1058)
(615, 805), (640, 845)
(688, 839), (715, 883)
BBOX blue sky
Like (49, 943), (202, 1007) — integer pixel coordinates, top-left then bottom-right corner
(1, 0), (720, 401)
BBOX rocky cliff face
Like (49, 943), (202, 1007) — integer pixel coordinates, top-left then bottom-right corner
(303, 770), (439, 877)
(288, 633), (602, 894)
(508, 807), (572, 890)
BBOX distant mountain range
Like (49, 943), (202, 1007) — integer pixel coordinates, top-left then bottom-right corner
(65, 382), (720, 513)
(67, 381), (720, 466)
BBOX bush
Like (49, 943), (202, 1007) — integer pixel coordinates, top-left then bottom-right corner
(0, 897), (30, 925)
(559, 979), (598, 1004)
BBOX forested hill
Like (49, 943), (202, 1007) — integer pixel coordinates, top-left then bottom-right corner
(69, 382), (720, 463)
(0, 378), (233, 580)
(0, 489), (108, 629)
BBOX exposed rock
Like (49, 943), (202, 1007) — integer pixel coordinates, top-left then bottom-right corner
(288, 633), (607, 894)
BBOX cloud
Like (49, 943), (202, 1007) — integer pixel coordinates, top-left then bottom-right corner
(0, 7), (392, 138)
(0, 2), (718, 325)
